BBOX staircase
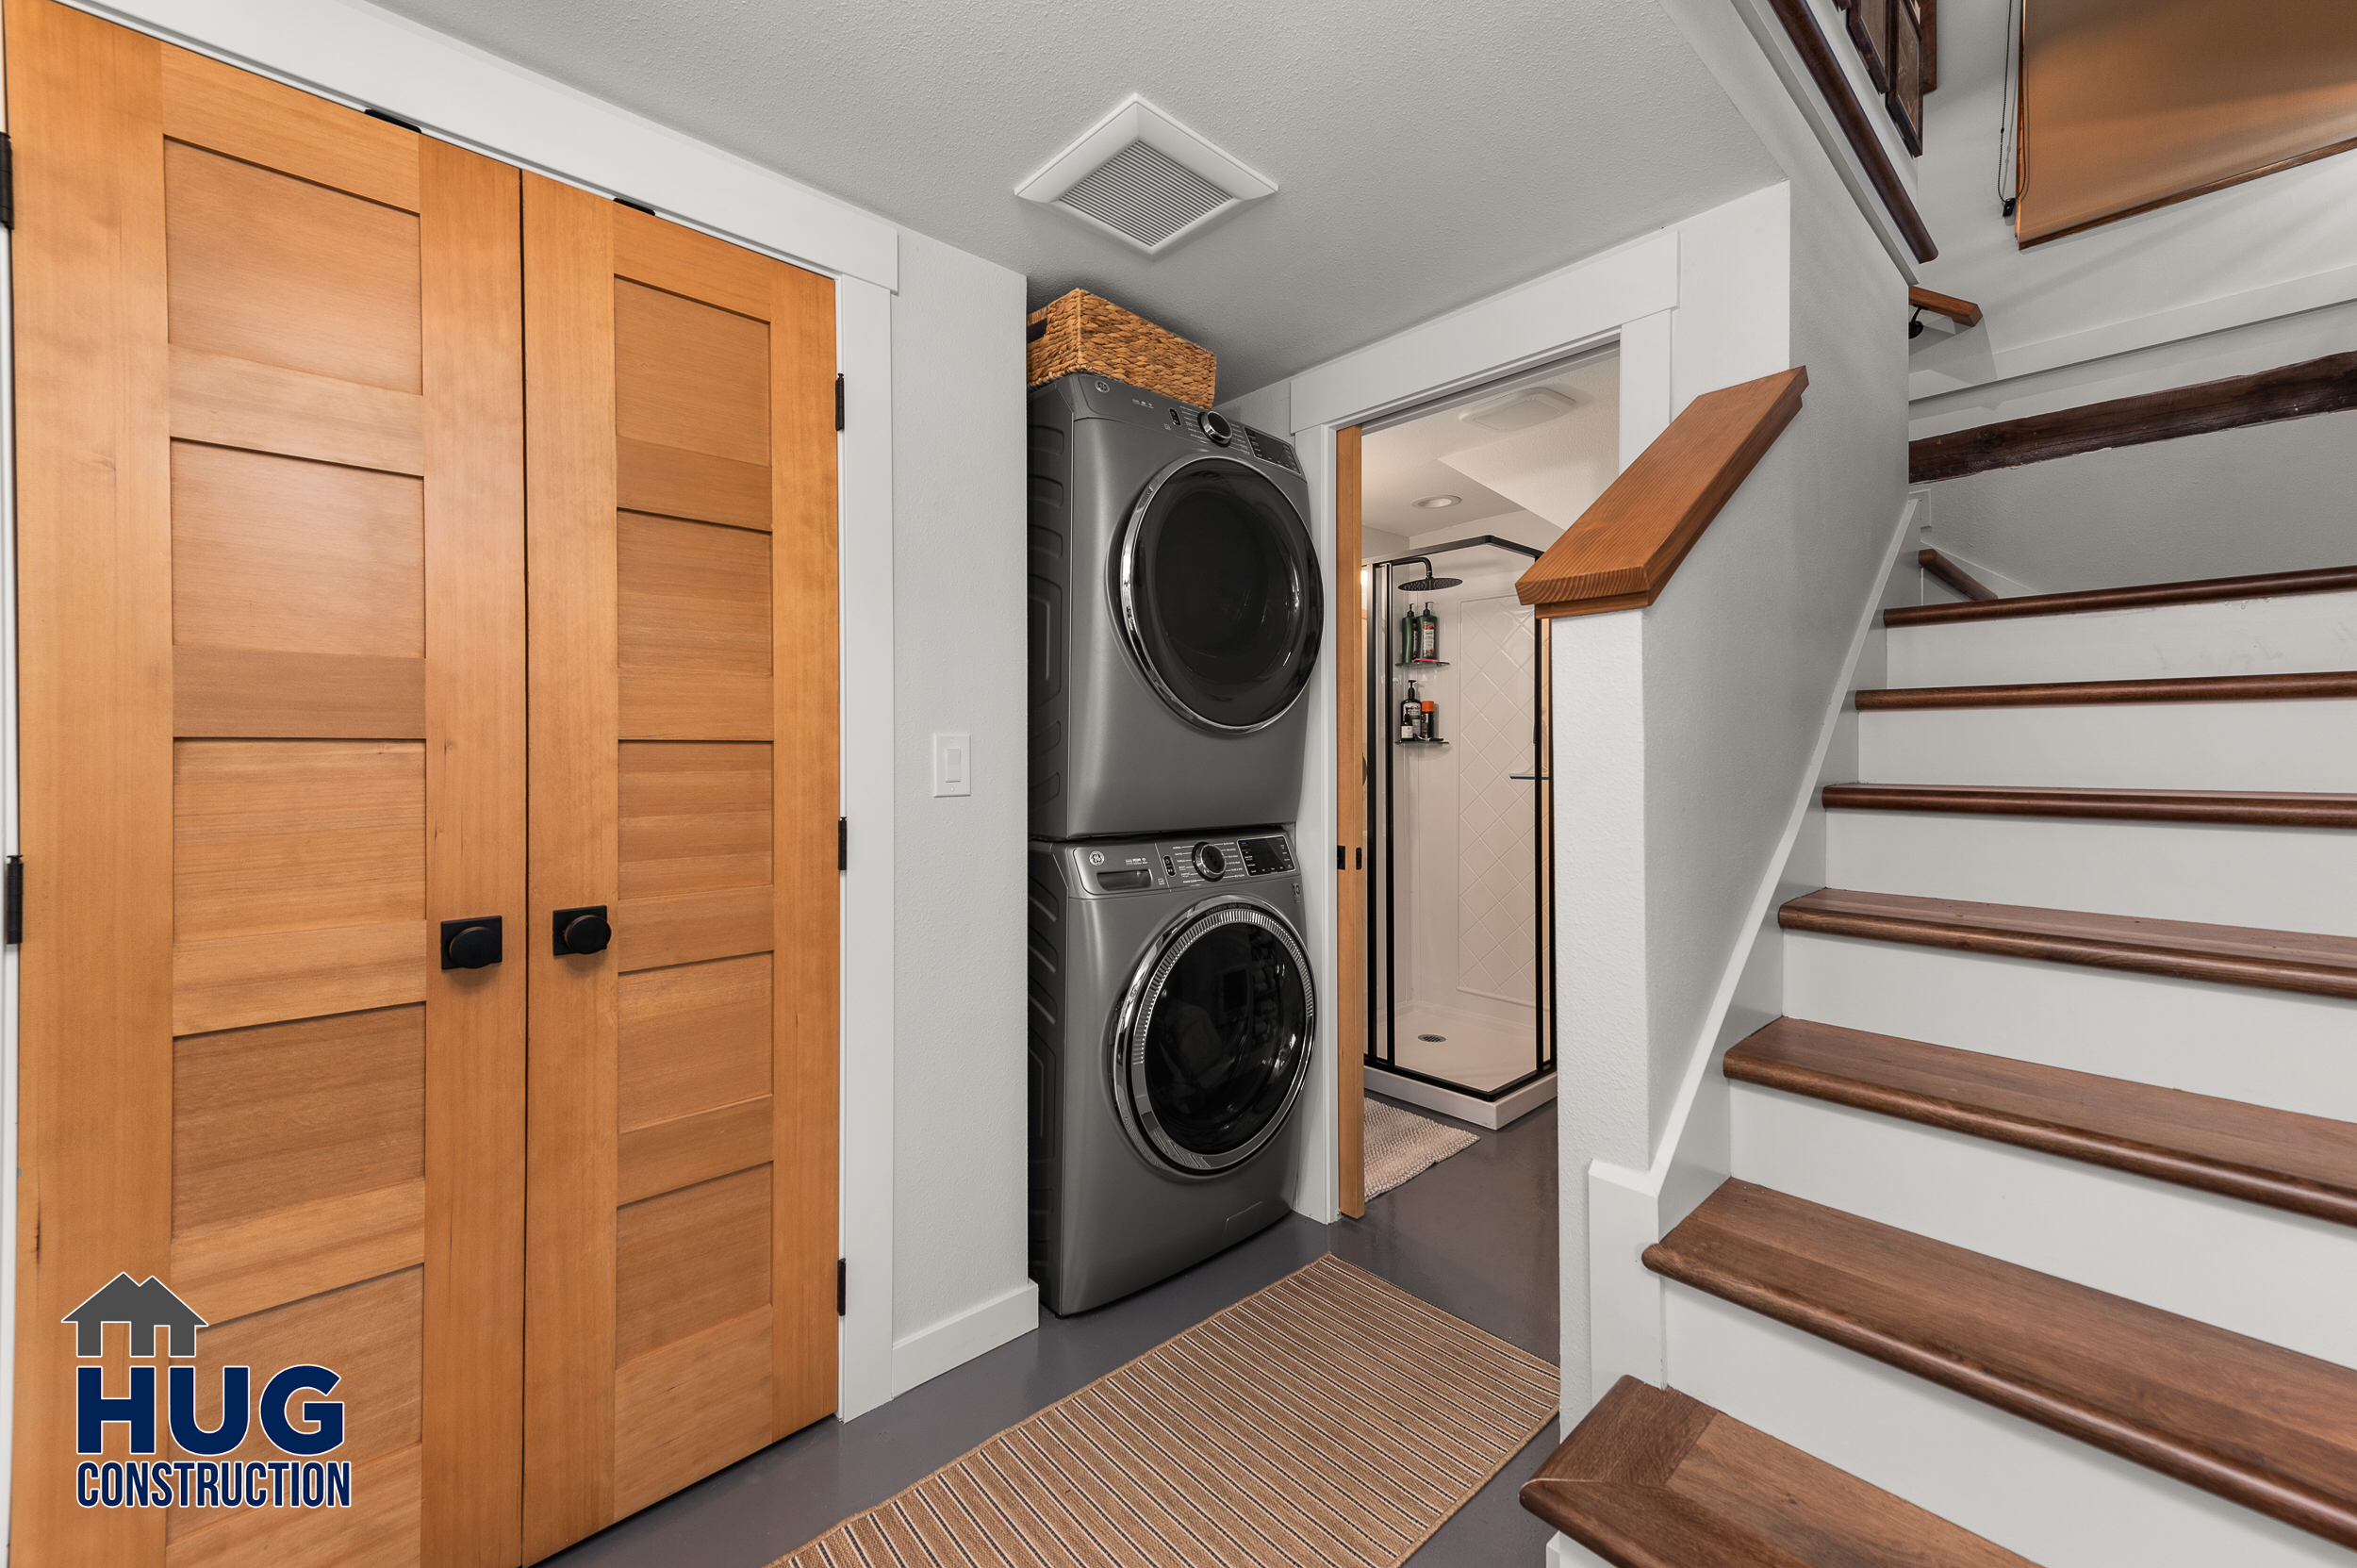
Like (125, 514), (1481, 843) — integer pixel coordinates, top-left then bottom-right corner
(1527, 564), (2357, 1566)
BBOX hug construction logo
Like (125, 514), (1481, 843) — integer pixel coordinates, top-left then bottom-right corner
(62, 1273), (351, 1513)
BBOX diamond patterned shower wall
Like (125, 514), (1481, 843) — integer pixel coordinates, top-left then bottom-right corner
(1455, 594), (1539, 1006)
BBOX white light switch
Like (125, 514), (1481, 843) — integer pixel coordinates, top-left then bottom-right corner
(931, 732), (972, 798)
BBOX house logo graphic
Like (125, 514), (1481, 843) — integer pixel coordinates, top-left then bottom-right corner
(63, 1273), (352, 1513)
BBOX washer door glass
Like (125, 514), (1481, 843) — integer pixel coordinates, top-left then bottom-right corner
(1120, 457), (1322, 733)
(1123, 903), (1314, 1174)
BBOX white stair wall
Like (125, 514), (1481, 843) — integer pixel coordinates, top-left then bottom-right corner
(1858, 699), (2357, 790)
(1731, 1082), (2357, 1369)
(1887, 590), (2357, 688)
(1824, 809), (2357, 935)
(1664, 1287), (2351, 1568)
(1784, 933), (2357, 1122)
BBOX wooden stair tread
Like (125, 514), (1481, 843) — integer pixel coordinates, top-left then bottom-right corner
(1884, 563), (2357, 628)
(1778, 887), (2357, 1000)
(1725, 1016), (2357, 1226)
(1645, 1180), (2357, 1549)
(1522, 1375), (2038, 1568)
(1821, 784), (2357, 828)
(1854, 669), (2357, 710)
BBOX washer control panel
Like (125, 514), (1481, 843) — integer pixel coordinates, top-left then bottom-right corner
(1063, 832), (1297, 897)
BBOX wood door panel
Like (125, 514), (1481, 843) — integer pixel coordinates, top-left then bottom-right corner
(166, 1268), (422, 1488)
(170, 1180), (425, 1334)
(612, 1309), (773, 1517)
(618, 511), (773, 671)
(615, 887), (775, 972)
(172, 347), (427, 475)
(619, 741), (772, 899)
(165, 142), (421, 393)
(173, 648), (428, 740)
(173, 441), (425, 657)
(613, 279), (768, 463)
(173, 739), (425, 940)
(619, 671), (773, 741)
(617, 437), (771, 531)
(618, 1098), (775, 1206)
(16, 8), (522, 1562)
(173, 1005), (424, 1231)
(613, 1167), (771, 1364)
(618, 954), (772, 1128)
(163, 1446), (421, 1568)
(159, 43), (419, 213)
(171, 918), (432, 1036)
(613, 204), (774, 319)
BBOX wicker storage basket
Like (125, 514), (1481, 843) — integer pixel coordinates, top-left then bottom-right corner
(1027, 289), (1216, 407)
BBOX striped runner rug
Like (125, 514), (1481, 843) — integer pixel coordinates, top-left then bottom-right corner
(773, 1255), (1558, 1568)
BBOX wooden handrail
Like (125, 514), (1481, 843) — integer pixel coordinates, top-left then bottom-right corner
(1515, 368), (1807, 619)
(1908, 286), (1983, 328)
(1918, 547), (1999, 601)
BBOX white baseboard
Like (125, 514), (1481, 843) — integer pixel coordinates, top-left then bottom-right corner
(888, 1279), (1039, 1399)
(1548, 1529), (1613, 1567)
(1364, 1065), (1558, 1131)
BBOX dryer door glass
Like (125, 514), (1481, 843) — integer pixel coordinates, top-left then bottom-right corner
(1127, 905), (1313, 1173)
(1120, 457), (1323, 734)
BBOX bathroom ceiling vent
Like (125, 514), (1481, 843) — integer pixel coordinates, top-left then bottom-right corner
(1459, 386), (1576, 433)
(1017, 95), (1276, 256)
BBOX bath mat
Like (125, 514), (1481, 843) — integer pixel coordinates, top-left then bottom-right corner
(773, 1254), (1558, 1568)
(1363, 1098), (1481, 1200)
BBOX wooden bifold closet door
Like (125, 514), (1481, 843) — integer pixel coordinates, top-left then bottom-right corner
(7, 2), (841, 1562)
(8, 3), (527, 1562)
(519, 175), (839, 1560)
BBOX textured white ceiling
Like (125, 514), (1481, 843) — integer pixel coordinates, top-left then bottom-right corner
(371, 0), (1782, 395)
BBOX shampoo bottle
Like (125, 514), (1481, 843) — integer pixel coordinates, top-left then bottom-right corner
(1400, 681), (1421, 741)
(1419, 602), (1440, 662)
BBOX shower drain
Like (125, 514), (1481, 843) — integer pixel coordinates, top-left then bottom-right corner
(1416, 1033), (1447, 1043)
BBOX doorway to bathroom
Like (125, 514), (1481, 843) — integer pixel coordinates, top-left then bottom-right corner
(1345, 347), (1618, 1135)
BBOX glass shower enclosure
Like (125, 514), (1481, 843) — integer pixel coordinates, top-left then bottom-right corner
(1363, 536), (1557, 1114)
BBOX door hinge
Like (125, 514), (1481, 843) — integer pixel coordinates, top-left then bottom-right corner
(1337, 845), (1344, 870)
(0, 133), (15, 231)
(834, 373), (846, 432)
(836, 1258), (847, 1316)
(4, 856), (20, 944)
(837, 817), (848, 871)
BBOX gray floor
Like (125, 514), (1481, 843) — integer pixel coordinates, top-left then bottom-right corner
(546, 1097), (1560, 1568)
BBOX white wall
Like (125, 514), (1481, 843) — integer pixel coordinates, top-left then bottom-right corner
(886, 233), (1037, 1394)
(1919, 409), (2357, 593)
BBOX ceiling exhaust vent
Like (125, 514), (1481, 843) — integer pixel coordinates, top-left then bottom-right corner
(1016, 95), (1275, 256)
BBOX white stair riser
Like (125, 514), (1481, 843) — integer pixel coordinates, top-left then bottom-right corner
(1733, 1083), (2357, 1369)
(1665, 1288), (2349, 1568)
(1888, 591), (2357, 688)
(1824, 810), (2357, 936)
(1783, 933), (2357, 1121)
(1857, 700), (2357, 789)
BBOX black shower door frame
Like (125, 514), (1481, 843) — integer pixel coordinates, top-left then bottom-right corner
(1363, 535), (1558, 1102)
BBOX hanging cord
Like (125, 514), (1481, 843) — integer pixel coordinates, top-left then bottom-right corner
(1996, 0), (2023, 217)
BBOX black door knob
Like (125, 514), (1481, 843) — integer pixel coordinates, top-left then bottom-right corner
(552, 905), (612, 956)
(440, 916), (503, 970)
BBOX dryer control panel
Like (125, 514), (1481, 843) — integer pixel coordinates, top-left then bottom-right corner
(1061, 831), (1298, 898)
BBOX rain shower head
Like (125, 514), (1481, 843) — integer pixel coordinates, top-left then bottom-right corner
(1393, 556), (1460, 591)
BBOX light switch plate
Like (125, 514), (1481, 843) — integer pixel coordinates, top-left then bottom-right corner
(931, 732), (972, 798)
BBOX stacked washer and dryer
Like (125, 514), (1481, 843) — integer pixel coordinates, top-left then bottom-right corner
(1026, 371), (1325, 1315)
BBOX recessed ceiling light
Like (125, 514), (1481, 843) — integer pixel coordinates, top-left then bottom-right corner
(1413, 494), (1461, 509)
